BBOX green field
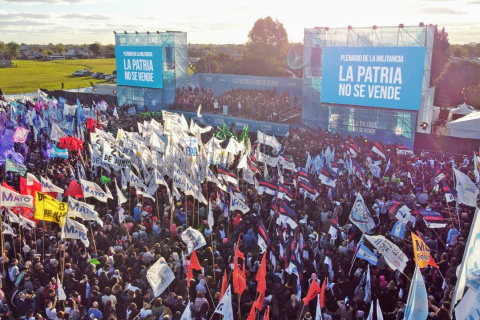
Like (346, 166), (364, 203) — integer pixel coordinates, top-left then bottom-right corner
(0, 59), (117, 95)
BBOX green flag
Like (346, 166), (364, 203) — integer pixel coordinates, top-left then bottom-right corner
(5, 158), (27, 176)
(100, 175), (111, 184)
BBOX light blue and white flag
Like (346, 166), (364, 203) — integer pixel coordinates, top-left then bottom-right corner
(50, 145), (69, 159)
(404, 264), (428, 320)
(349, 193), (376, 234)
(356, 242), (378, 265)
(453, 167), (479, 207)
(384, 158), (391, 175)
(391, 221), (406, 239)
(364, 265), (371, 303)
(376, 299), (384, 320)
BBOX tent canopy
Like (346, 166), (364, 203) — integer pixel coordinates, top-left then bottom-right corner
(447, 103), (475, 123)
(447, 111), (480, 139)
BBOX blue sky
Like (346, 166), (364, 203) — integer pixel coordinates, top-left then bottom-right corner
(0, 0), (479, 45)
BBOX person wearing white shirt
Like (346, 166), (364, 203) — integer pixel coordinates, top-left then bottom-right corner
(45, 300), (57, 320)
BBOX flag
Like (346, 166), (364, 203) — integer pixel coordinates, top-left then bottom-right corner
(257, 131), (282, 152)
(319, 167), (336, 187)
(181, 227), (207, 254)
(189, 250), (202, 270)
(207, 199), (214, 230)
(5, 158), (27, 176)
(371, 142), (386, 160)
(356, 243), (378, 265)
(3, 222), (16, 236)
(441, 180), (458, 203)
(384, 157), (391, 175)
(113, 107), (119, 119)
(180, 301), (192, 320)
(319, 279), (326, 308)
(256, 252), (267, 293)
(147, 259), (175, 297)
(390, 221), (406, 239)
(366, 301), (374, 320)
(411, 233), (438, 269)
(388, 202), (415, 225)
(349, 193), (375, 234)
(474, 152), (480, 184)
(57, 276), (67, 301)
(298, 180), (319, 200)
(50, 123), (67, 142)
(315, 295), (322, 320)
(64, 180), (83, 198)
(277, 184), (293, 202)
(185, 255), (194, 287)
(61, 217), (89, 247)
(404, 264), (429, 320)
(218, 165), (238, 185)
(302, 279), (321, 305)
(376, 300), (384, 320)
(396, 144), (414, 155)
(364, 235), (408, 272)
(214, 285), (233, 320)
(41, 176), (64, 194)
(255, 177), (277, 196)
(278, 202), (298, 229)
(257, 219), (270, 253)
(220, 270), (228, 300)
(264, 306), (270, 320)
(229, 192), (250, 213)
(50, 144), (69, 159)
(365, 265), (371, 303)
(35, 192), (67, 226)
(80, 179), (108, 202)
(13, 126), (29, 143)
(67, 196), (103, 227)
(453, 167), (478, 207)
(0, 186), (34, 208)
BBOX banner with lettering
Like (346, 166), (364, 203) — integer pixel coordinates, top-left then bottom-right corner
(365, 234), (408, 272)
(35, 191), (67, 226)
(0, 186), (34, 208)
(61, 217), (90, 247)
(67, 196), (103, 227)
(5, 158), (27, 176)
(181, 227), (207, 255)
(80, 179), (108, 203)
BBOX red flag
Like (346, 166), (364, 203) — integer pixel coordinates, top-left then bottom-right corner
(247, 303), (256, 320)
(319, 279), (326, 308)
(254, 291), (265, 310)
(256, 252), (267, 293)
(302, 279), (321, 305)
(264, 306), (270, 320)
(185, 255), (193, 287)
(233, 261), (246, 295)
(190, 250), (202, 271)
(86, 118), (96, 132)
(2, 182), (18, 192)
(64, 180), (84, 198)
(235, 238), (245, 261)
(220, 270), (228, 299)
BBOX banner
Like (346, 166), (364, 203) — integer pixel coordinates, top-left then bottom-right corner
(13, 126), (29, 143)
(364, 234), (408, 272)
(349, 193), (375, 234)
(34, 191), (67, 226)
(80, 179), (108, 203)
(67, 196), (104, 227)
(214, 285), (234, 320)
(453, 167), (479, 207)
(41, 177), (64, 194)
(411, 233), (437, 269)
(0, 186), (34, 208)
(147, 259), (175, 297)
(5, 158), (27, 176)
(61, 217), (89, 247)
(229, 192), (250, 213)
(181, 227), (207, 254)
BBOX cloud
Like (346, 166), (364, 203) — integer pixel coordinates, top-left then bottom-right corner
(60, 13), (111, 20)
(0, 12), (51, 20)
(417, 7), (465, 14)
(0, 0), (85, 3)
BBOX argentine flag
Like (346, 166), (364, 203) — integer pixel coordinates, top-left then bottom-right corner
(356, 242), (378, 265)
(391, 221), (406, 239)
(50, 145), (69, 159)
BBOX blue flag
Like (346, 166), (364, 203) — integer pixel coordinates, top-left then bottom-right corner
(50, 144), (69, 159)
(356, 242), (378, 265)
(391, 221), (406, 239)
(404, 264), (429, 320)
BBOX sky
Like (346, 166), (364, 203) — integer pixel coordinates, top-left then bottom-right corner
(0, 0), (479, 46)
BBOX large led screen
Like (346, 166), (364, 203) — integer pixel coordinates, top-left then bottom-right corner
(115, 46), (164, 89)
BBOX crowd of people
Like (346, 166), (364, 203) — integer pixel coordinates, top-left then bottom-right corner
(0, 90), (478, 320)
(170, 87), (299, 122)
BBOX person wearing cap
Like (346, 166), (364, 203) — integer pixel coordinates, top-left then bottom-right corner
(134, 203), (142, 224)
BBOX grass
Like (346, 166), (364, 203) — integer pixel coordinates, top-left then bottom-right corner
(0, 59), (117, 95)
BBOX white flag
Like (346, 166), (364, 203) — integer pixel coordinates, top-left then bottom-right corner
(50, 123), (67, 142)
(61, 217), (90, 247)
(229, 192), (250, 213)
(19, 213), (36, 229)
(115, 181), (127, 204)
(0, 186), (34, 208)
(57, 276), (67, 301)
(207, 200), (214, 230)
(147, 259), (175, 297)
(113, 107), (119, 119)
(257, 131), (282, 153)
(3, 222), (16, 236)
(197, 104), (202, 118)
(349, 193), (375, 234)
(364, 264), (371, 303)
(7, 209), (20, 224)
(80, 179), (108, 203)
(214, 285), (233, 320)
(376, 300), (384, 320)
(67, 196), (104, 227)
(453, 167), (479, 207)
(181, 301), (193, 320)
(364, 235), (408, 272)
(129, 171), (148, 190)
(41, 177), (64, 194)
(181, 227), (207, 254)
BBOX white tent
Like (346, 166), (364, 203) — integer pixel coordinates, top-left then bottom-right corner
(447, 103), (475, 123)
(447, 111), (480, 139)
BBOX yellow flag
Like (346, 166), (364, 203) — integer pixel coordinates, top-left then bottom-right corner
(411, 232), (437, 269)
(34, 191), (67, 226)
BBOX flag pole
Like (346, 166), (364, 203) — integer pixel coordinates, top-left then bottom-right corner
(88, 222), (98, 254)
